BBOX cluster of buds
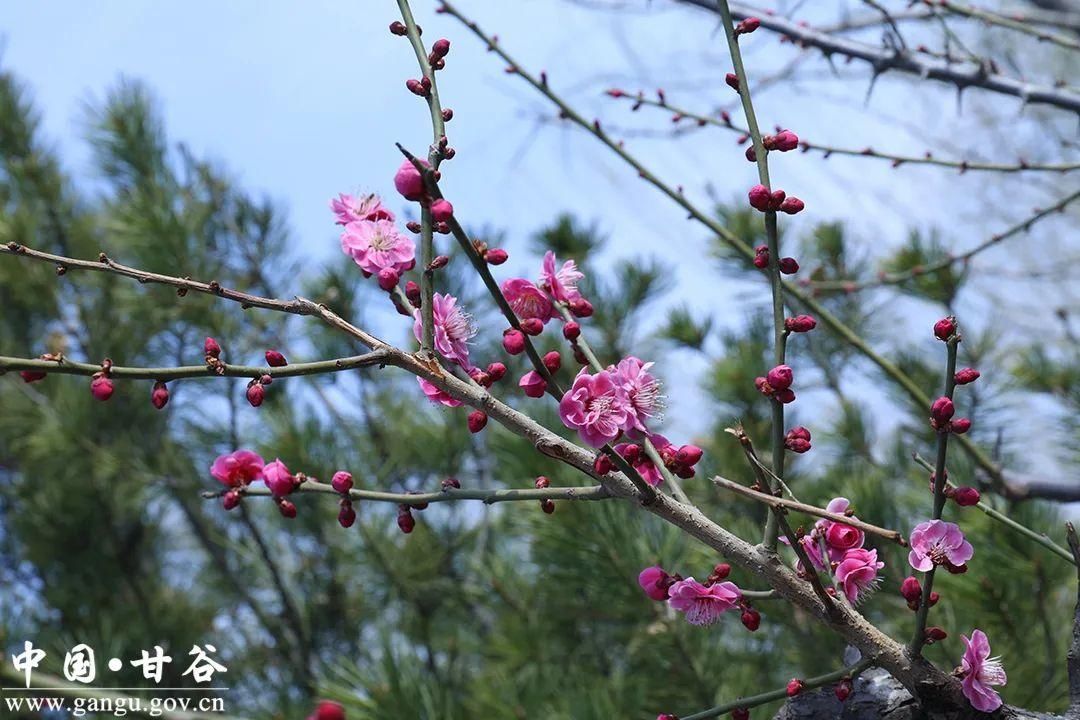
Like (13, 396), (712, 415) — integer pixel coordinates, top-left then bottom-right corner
(329, 471), (357, 528)
(929, 396), (970, 434)
(428, 38), (450, 70)
(748, 185), (805, 215)
(745, 129), (798, 161)
(470, 239), (509, 265)
(405, 76), (432, 97)
(90, 359), (115, 402)
(755, 364), (795, 404)
(784, 426), (811, 453)
(784, 314), (816, 333)
(204, 336), (225, 374)
(751, 245), (799, 274)
(899, 575), (940, 612)
(534, 476), (556, 514)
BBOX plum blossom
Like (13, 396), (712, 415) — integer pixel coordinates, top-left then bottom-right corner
(834, 548), (884, 604)
(558, 368), (633, 447)
(330, 193), (394, 225)
(785, 497), (864, 571)
(610, 357), (663, 433)
(908, 519), (974, 572)
(667, 577), (742, 626)
(210, 450), (265, 487)
(501, 278), (554, 323)
(340, 219), (415, 276)
(263, 459), (296, 496)
(960, 630), (1007, 712)
(637, 566), (671, 601)
(414, 293), (476, 369)
(417, 377), (463, 407)
(615, 442), (664, 486)
(539, 251), (584, 304)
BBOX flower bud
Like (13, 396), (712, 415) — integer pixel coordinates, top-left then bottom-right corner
(594, 453), (613, 474)
(519, 370), (548, 398)
(736, 17), (760, 35)
(563, 321), (581, 340)
(744, 145), (757, 162)
(265, 350), (288, 367)
(540, 499), (556, 514)
(784, 426), (812, 453)
(569, 298), (594, 318)
(331, 471), (354, 494)
(204, 337), (222, 358)
(485, 248), (509, 265)
(779, 197), (805, 215)
(740, 607), (760, 631)
(442, 477), (461, 489)
(467, 410), (488, 433)
(953, 486), (980, 506)
(933, 316), (956, 341)
(712, 563), (731, 579)
(543, 350), (562, 372)
(766, 364), (793, 391)
(389, 21), (407, 35)
(520, 318), (544, 336)
(442, 108), (454, 122)
(772, 129), (799, 151)
(950, 417), (971, 434)
(675, 445), (703, 466)
(20, 370), (46, 383)
(90, 375), (114, 402)
(394, 158), (427, 201)
(954, 368), (980, 385)
(314, 701), (346, 720)
(725, 73), (740, 92)
(397, 507), (415, 533)
(222, 490), (241, 511)
(151, 381), (170, 409)
(784, 315), (816, 333)
(278, 499), (297, 519)
(731, 709), (750, 720)
(502, 329), (526, 355)
(430, 198), (454, 223)
(835, 678), (853, 702)
(338, 500), (357, 528)
(778, 257), (800, 274)
(774, 388), (796, 404)
(928, 591), (940, 607)
(924, 627), (948, 643)
(900, 576), (922, 603)
(930, 396), (954, 425)
(487, 362), (507, 381)
(431, 38), (451, 58)
(246, 381), (265, 407)
(406, 78), (427, 96)
(748, 184), (771, 212)
(786, 679), (804, 697)
(377, 268), (400, 291)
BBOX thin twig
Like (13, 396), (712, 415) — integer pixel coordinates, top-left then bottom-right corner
(204, 479), (613, 505)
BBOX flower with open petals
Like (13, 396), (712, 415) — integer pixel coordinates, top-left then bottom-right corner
(539, 250), (584, 304)
(908, 519), (974, 572)
(413, 293), (476, 369)
(330, 193), (394, 225)
(417, 377), (463, 407)
(667, 577), (742, 626)
(501, 278), (554, 323)
(341, 219), (415, 276)
(834, 548), (884, 604)
(959, 630), (1006, 712)
(210, 450), (265, 487)
(558, 368), (632, 447)
(611, 356), (663, 433)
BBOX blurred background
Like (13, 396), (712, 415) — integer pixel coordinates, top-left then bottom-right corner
(0, 0), (1077, 718)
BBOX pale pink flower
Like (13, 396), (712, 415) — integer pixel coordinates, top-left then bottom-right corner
(263, 459), (296, 496)
(539, 250), (584, 303)
(330, 193), (394, 225)
(558, 368), (632, 447)
(834, 548), (884, 604)
(611, 357), (663, 432)
(417, 377), (463, 407)
(210, 450), (265, 488)
(637, 566), (671, 601)
(908, 519), (974, 572)
(960, 630), (1007, 712)
(413, 293), (476, 369)
(667, 577), (742, 626)
(340, 219), (415, 275)
(501, 278), (554, 323)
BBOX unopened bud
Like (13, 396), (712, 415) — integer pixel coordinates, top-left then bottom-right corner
(331, 471), (354, 494)
(151, 381), (170, 409)
(933, 316), (957, 341)
(786, 679), (804, 697)
(430, 198), (454, 223)
(953, 486), (980, 506)
(543, 351), (562, 372)
(784, 315), (816, 333)
(563, 321), (581, 340)
(502, 329), (526, 355)
(954, 368), (980, 385)
(265, 350), (288, 367)
(467, 410), (488, 433)
(484, 248), (509, 265)
(246, 381), (265, 407)
(520, 318), (544, 336)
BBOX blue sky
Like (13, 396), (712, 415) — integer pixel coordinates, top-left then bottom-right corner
(3, 0), (1076, 457)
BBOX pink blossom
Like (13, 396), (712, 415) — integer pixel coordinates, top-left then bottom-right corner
(637, 566), (671, 601)
(210, 450), (265, 488)
(616, 443), (664, 486)
(960, 630), (1006, 712)
(340, 219), (415, 275)
(417, 377), (463, 407)
(394, 158), (428, 201)
(908, 519), (974, 572)
(413, 293), (476, 369)
(519, 370), (548, 398)
(263, 459), (296, 496)
(667, 577), (742, 626)
(330, 193), (394, 225)
(539, 251), (584, 304)
(558, 369), (632, 447)
(610, 357), (663, 433)
(834, 548), (884, 604)
(501, 278), (554, 323)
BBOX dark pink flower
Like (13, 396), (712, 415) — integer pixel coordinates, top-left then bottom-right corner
(417, 377), (463, 407)
(341, 219), (416, 276)
(667, 577), (742, 626)
(262, 459), (296, 496)
(834, 547), (884, 604)
(501, 278), (554, 323)
(330, 193), (394, 225)
(908, 519), (974, 572)
(413, 293), (475, 369)
(210, 450), (265, 487)
(960, 630), (1006, 712)
(539, 251), (584, 304)
(558, 368), (632, 447)
(519, 370), (548, 398)
(611, 356), (663, 433)
(637, 566), (671, 601)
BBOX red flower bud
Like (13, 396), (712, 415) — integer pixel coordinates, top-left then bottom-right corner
(744, 145), (757, 162)
(246, 381), (265, 407)
(540, 499), (556, 514)
(835, 678), (853, 702)
(675, 445), (703, 466)
(954, 368), (980, 385)
(924, 626), (948, 643)
(397, 508), (415, 534)
(338, 500), (356, 528)
(406, 78), (427, 96)
(487, 362), (507, 381)
(725, 73), (740, 92)
(900, 576), (922, 603)
(731, 709), (750, 720)
(394, 158), (428, 201)
(930, 396), (954, 425)
(442, 108), (454, 122)
(222, 490), (241, 511)
(467, 410), (488, 433)
(933, 316), (956, 341)
(331, 471), (354, 494)
(535, 476), (550, 489)
(772, 129), (799, 151)
(485, 248), (509, 265)
(766, 364), (793, 391)
(712, 563), (731, 579)
(20, 370), (46, 383)
(774, 388), (796, 404)
(405, 280), (421, 306)
(784, 315), (816, 333)
(278, 499), (297, 519)
(594, 454), (613, 474)
(520, 318), (544, 336)
(543, 351), (562, 372)
(569, 297), (594, 318)
(431, 38), (451, 58)
(520, 372), (547, 398)
(151, 381), (170, 409)
(928, 591), (940, 606)
(740, 607), (760, 631)
(563, 321), (581, 340)
(748, 184), (771, 212)
(778, 257), (800, 274)
(784, 426), (812, 453)
(430, 198), (454, 223)
(265, 350), (288, 367)
(90, 375), (114, 402)
(735, 17), (760, 35)
(442, 477), (461, 489)
(779, 197), (805, 215)
(204, 337), (221, 358)
(786, 679), (804, 697)
(377, 268), (400, 291)
(389, 21), (407, 35)
(502, 329), (526, 355)
(950, 417), (971, 434)
(953, 486), (980, 506)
